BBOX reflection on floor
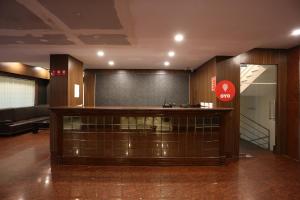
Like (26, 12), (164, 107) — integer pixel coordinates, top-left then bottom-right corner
(0, 130), (300, 200)
(239, 139), (265, 158)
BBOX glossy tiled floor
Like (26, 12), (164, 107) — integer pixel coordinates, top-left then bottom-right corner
(0, 130), (300, 200)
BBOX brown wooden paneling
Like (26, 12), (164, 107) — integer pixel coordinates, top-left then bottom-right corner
(215, 56), (240, 158)
(49, 54), (69, 107)
(83, 70), (96, 107)
(49, 54), (83, 107)
(68, 56), (83, 106)
(0, 62), (49, 79)
(190, 48), (288, 159)
(287, 46), (300, 159)
(239, 49), (287, 156)
(215, 49), (288, 158)
(49, 54), (83, 156)
(190, 58), (216, 105)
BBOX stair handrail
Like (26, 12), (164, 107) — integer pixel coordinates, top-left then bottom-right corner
(240, 113), (270, 133)
(240, 120), (269, 136)
(240, 113), (271, 150)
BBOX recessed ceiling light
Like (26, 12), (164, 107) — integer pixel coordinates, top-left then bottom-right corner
(108, 60), (115, 66)
(164, 61), (170, 66)
(39, 39), (48, 42)
(34, 67), (43, 71)
(168, 51), (175, 57)
(97, 50), (105, 57)
(291, 29), (300, 36)
(174, 33), (184, 42)
(75, 12), (81, 17)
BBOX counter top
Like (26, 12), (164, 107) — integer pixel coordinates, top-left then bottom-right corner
(50, 106), (233, 116)
(50, 106), (233, 111)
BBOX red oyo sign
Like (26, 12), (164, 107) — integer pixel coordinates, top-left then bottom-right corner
(215, 80), (236, 102)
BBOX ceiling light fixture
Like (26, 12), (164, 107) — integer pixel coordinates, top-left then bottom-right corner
(34, 67), (43, 71)
(164, 61), (170, 66)
(168, 51), (175, 57)
(75, 12), (81, 17)
(97, 50), (105, 57)
(174, 33), (184, 42)
(291, 29), (300, 36)
(39, 39), (48, 42)
(108, 60), (115, 66)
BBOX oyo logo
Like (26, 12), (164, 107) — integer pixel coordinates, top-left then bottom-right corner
(215, 80), (236, 102)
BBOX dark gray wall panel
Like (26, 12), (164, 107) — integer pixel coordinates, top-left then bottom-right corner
(37, 79), (49, 105)
(95, 71), (189, 106)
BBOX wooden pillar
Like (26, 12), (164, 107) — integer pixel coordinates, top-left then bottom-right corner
(49, 54), (83, 162)
(287, 46), (300, 160)
(49, 54), (83, 107)
(215, 56), (240, 159)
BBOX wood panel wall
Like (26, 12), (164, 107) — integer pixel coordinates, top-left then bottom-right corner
(287, 46), (300, 160)
(190, 58), (216, 105)
(49, 54), (83, 107)
(215, 56), (240, 158)
(190, 49), (288, 159)
(49, 54), (83, 158)
(83, 70), (96, 107)
(0, 62), (49, 80)
(68, 56), (84, 107)
(49, 55), (69, 107)
(236, 49), (287, 156)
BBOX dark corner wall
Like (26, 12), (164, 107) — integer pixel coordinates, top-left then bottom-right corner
(190, 58), (216, 105)
(287, 46), (300, 160)
(49, 54), (84, 156)
(190, 47), (300, 161)
(36, 79), (49, 105)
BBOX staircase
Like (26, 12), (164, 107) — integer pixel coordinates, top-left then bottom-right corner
(240, 113), (270, 150)
(240, 65), (266, 93)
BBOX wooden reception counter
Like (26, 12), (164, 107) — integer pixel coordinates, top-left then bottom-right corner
(50, 106), (233, 166)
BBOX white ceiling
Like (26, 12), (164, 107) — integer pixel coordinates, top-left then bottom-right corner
(0, 0), (300, 70)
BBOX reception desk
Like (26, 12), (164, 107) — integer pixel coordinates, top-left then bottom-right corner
(50, 107), (233, 166)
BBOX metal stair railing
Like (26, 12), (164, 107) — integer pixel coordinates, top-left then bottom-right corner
(240, 113), (270, 150)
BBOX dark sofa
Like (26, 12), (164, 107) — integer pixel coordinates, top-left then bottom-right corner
(0, 105), (49, 136)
